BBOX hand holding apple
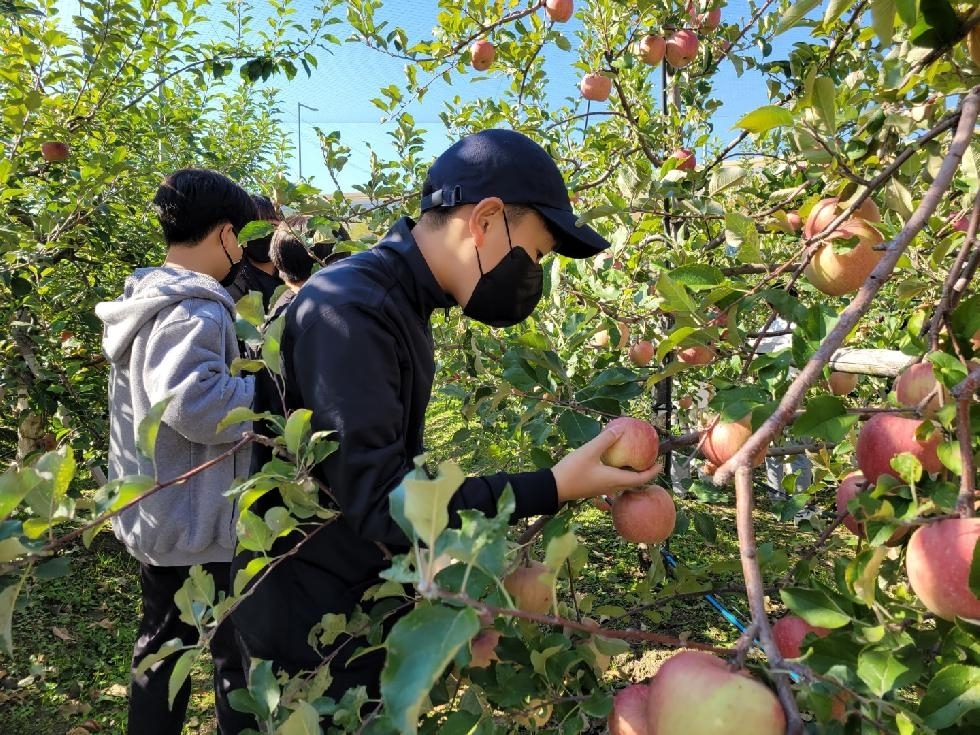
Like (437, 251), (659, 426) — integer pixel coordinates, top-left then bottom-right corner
(551, 420), (662, 503)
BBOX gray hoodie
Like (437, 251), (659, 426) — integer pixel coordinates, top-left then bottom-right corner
(96, 266), (254, 567)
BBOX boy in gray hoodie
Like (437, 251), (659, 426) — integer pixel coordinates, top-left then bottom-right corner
(96, 168), (257, 735)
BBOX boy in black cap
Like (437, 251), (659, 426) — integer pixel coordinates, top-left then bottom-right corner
(232, 129), (658, 703)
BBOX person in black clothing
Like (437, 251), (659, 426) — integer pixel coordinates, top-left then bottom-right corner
(225, 194), (284, 309)
(231, 129), (660, 706)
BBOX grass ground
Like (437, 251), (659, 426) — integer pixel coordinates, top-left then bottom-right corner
(0, 394), (842, 734)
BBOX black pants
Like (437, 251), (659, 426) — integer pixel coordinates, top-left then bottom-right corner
(128, 561), (256, 735)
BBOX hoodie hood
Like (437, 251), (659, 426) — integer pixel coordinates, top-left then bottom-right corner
(96, 267), (236, 363)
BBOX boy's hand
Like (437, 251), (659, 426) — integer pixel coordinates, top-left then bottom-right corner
(551, 424), (662, 503)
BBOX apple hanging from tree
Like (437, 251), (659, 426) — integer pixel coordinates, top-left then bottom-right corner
(467, 628), (501, 668)
(609, 683), (650, 735)
(688, 1), (722, 30)
(835, 471), (868, 536)
(665, 29), (699, 69)
(41, 141), (70, 162)
(646, 650), (786, 735)
(580, 72), (612, 101)
(469, 39), (495, 71)
(894, 361), (949, 417)
(637, 33), (666, 66)
(503, 560), (553, 614)
(906, 518), (980, 621)
(786, 211), (803, 233)
(828, 371), (858, 395)
(803, 216), (885, 296)
(676, 344), (716, 365)
(854, 413), (942, 484)
(611, 485), (676, 544)
(544, 0), (573, 22)
(678, 394), (694, 410)
(803, 196), (881, 239)
(601, 416), (660, 471)
(772, 614), (829, 659)
(670, 147), (696, 171)
(629, 340), (656, 367)
(701, 414), (765, 467)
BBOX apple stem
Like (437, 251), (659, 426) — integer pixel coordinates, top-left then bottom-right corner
(733, 465), (807, 734)
(952, 363), (980, 517)
(712, 86), (980, 488)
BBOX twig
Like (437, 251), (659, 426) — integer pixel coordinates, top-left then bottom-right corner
(927, 189), (980, 349)
(952, 364), (980, 518)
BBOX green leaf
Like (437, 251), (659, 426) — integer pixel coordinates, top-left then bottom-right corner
(693, 512), (717, 543)
(0, 465), (39, 520)
(780, 587), (851, 628)
(401, 460), (464, 549)
(789, 395), (860, 443)
(0, 577), (24, 655)
(822, 0), (853, 25)
(238, 219), (275, 244)
(857, 647), (913, 697)
(217, 406), (268, 432)
(284, 409), (312, 457)
(235, 290), (266, 327)
(733, 105), (794, 134)
(168, 648), (200, 709)
(262, 315), (285, 376)
(278, 701), (321, 734)
(556, 410), (601, 448)
(919, 664), (980, 728)
(138, 396), (173, 463)
(774, 0), (823, 35)
(381, 604), (480, 734)
(34, 555), (71, 581)
(655, 272), (698, 314)
(810, 76), (836, 133)
(669, 264), (727, 289)
(724, 211), (762, 264)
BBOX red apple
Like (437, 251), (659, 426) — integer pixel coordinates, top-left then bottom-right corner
(468, 628), (500, 668)
(609, 683), (650, 735)
(469, 39), (495, 71)
(803, 196), (881, 239)
(894, 361), (949, 418)
(637, 34), (666, 67)
(951, 211), (970, 233)
(601, 416), (660, 471)
(689, 1), (722, 30)
(854, 414), (942, 485)
(678, 395), (694, 410)
(591, 494), (614, 512)
(503, 561), (553, 614)
(670, 147), (696, 171)
(828, 371), (858, 395)
(545, 0), (573, 22)
(646, 650), (785, 735)
(611, 485), (676, 544)
(676, 344), (716, 365)
(772, 614), (829, 659)
(701, 415), (766, 468)
(803, 216), (884, 296)
(41, 141), (70, 162)
(580, 72), (612, 102)
(906, 518), (980, 621)
(664, 29), (699, 69)
(629, 340), (656, 367)
(835, 471), (867, 536)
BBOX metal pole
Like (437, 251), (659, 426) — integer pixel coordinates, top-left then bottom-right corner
(297, 103), (319, 180)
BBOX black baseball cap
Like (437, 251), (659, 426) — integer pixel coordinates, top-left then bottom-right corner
(420, 129), (611, 259)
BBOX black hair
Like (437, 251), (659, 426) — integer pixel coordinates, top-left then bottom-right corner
(418, 203), (536, 229)
(152, 168), (258, 246)
(270, 214), (350, 283)
(242, 194), (283, 262)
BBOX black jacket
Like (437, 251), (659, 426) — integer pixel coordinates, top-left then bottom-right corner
(232, 218), (559, 683)
(226, 258), (283, 311)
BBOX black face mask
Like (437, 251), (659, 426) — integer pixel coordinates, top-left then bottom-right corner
(219, 235), (243, 289)
(462, 213), (544, 328)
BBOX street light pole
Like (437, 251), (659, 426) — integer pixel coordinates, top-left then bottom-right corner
(297, 102), (318, 179)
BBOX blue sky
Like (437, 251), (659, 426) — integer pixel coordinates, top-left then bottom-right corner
(252, 0), (814, 192)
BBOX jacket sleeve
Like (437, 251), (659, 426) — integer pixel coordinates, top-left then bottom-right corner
(289, 303), (559, 548)
(145, 303), (254, 445)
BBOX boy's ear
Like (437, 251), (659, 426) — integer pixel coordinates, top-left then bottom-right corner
(468, 198), (504, 248)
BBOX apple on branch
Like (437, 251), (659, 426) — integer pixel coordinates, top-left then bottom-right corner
(854, 413), (942, 485)
(893, 361), (949, 417)
(609, 682), (650, 735)
(646, 650), (786, 735)
(469, 39), (495, 71)
(611, 485), (676, 544)
(628, 339), (656, 367)
(772, 614), (829, 659)
(665, 29), (699, 69)
(906, 518), (980, 621)
(600, 416), (660, 471)
(701, 414), (765, 468)
(580, 72), (612, 102)
(41, 141), (70, 162)
(636, 34), (666, 67)
(544, 0), (573, 23)
(503, 560), (553, 615)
